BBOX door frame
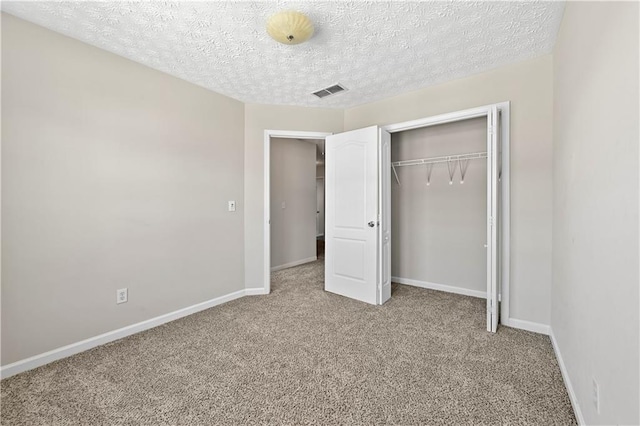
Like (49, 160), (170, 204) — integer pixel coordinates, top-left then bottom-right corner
(382, 101), (511, 327)
(263, 130), (333, 294)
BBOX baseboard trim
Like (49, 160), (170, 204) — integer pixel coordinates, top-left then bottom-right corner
(245, 287), (269, 296)
(0, 289), (247, 380)
(270, 256), (317, 272)
(549, 328), (585, 425)
(392, 276), (486, 299)
(502, 317), (550, 335)
(393, 277), (549, 336)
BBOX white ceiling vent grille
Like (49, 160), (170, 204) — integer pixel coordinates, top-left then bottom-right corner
(312, 84), (347, 99)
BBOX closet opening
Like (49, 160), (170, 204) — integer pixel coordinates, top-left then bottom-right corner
(390, 118), (489, 303)
(383, 102), (509, 332)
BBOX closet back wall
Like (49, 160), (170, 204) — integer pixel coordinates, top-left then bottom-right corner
(391, 118), (486, 295)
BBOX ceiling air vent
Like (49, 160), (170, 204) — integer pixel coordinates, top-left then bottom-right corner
(312, 83), (347, 99)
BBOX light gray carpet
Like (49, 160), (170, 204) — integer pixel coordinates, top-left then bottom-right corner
(1, 260), (576, 425)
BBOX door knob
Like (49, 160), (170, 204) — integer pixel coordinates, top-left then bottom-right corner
(368, 221), (375, 228)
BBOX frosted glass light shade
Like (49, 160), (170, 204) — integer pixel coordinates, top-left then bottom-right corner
(267, 11), (314, 45)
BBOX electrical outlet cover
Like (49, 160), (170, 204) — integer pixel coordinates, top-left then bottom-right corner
(117, 288), (128, 304)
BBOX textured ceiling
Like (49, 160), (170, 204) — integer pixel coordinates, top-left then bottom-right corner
(1, 1), (565, 109)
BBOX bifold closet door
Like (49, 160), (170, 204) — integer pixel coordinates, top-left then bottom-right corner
(487, 106), (499, 332)
(325, 126), (390, 305)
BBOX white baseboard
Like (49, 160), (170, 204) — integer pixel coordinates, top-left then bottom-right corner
(270, 256), (317, 272)
(392, 276), (486, 299)
(502, 317), (550, 335)
(0, 288), (247, 379)
(550, 328), (585, 425)
(393, 276), (550, 336)
(245, 287), (269, 296)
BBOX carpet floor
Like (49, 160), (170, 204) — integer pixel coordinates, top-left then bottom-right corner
(1, 260), (576, 425)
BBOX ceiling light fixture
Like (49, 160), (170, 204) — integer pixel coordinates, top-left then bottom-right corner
(266, 11), (314, 45)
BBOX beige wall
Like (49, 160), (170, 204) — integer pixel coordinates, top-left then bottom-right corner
(1, 14), (245, 365)
(391, 118), (487, 293)
(270, 138), (316, 269)
(345, 55), (554, 326)
(244, 104), (343, 289)
(552, 2), (639, 424)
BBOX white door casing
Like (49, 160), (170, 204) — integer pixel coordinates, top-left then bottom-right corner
(487, 105), (499, 332)
(325, 126), (380, 305)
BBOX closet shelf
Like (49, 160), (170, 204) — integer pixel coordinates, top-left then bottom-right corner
(391, 151), (487, 168)
(391, 151), (488, 186)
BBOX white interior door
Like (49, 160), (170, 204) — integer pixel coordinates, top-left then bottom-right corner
(487, 106), (499, 332)
(325, 126), (380, 305)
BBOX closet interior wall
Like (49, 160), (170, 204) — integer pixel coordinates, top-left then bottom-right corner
(391, 117), (487, 295)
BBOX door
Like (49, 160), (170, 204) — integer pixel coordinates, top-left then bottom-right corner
(487, 106), (499, 332)
(378, 129), (392, 304)
(325, 126), (386, 305)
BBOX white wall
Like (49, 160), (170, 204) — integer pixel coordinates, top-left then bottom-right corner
(391, 118), (487, 294)
(1, 14), (245, 365)
(345, 56), (553, 327)
(243, 104), (343, 289)
(551, 2), (639, 424)
(270, 138), (316, 269)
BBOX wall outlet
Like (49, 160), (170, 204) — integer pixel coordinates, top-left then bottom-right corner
(228, 200), (236, 212)
(116, 288), (128, 304)
(592, 377), (600, 414)
(281, 201), (286, 209)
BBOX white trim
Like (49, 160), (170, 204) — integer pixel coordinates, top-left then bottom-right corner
(392, 276), (487, 299)
(245, 287), (269, 296)
(382, 104), (497, 133)
(384, 102), (511, 330)
(499, 102), (511, 326)
(264, 130), (332, 296)
(270, 256), (317, 272)
(0, 289), (247, 379)
(550, 328), (585, 425)
(502, 317), (550, 335)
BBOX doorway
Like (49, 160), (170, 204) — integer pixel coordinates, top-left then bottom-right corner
(263, 130), (332, 293)
(316, 147), (325, 259)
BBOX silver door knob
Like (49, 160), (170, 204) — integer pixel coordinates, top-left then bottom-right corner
(368, 221), (375, 228)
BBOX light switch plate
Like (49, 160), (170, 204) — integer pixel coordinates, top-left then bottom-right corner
(228, 201), (236, 212)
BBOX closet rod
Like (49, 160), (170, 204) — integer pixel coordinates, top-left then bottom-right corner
(391, 151), (487, 168)
(391, 151), (488, 186)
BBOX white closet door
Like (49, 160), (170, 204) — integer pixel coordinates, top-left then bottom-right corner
(378, 129), (392, 304)
(325, 126), (380, 305)
(487, 106), (499, 332)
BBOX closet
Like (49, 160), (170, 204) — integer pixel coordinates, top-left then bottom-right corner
(390, 118), (488, 300)
(322, 103), (507, 332)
